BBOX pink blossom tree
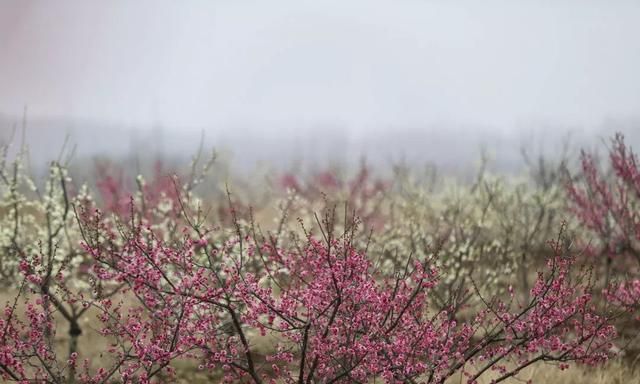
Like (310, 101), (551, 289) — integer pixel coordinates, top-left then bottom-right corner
(566, 133), (640, 311)
(65, 198), (619, 383)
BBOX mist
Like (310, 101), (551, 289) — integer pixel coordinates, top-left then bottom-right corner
(1, 0), (639, 169)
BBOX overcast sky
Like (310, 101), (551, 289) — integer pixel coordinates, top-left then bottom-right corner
(1, 0), (639, 138)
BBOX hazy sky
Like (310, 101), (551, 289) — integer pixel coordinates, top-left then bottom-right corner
(1, 0), (640, 135)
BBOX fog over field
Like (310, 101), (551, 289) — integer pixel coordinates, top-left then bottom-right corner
(1, 0), (640, 170)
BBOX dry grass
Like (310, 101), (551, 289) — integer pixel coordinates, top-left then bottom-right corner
(444, 360), (640, 384)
